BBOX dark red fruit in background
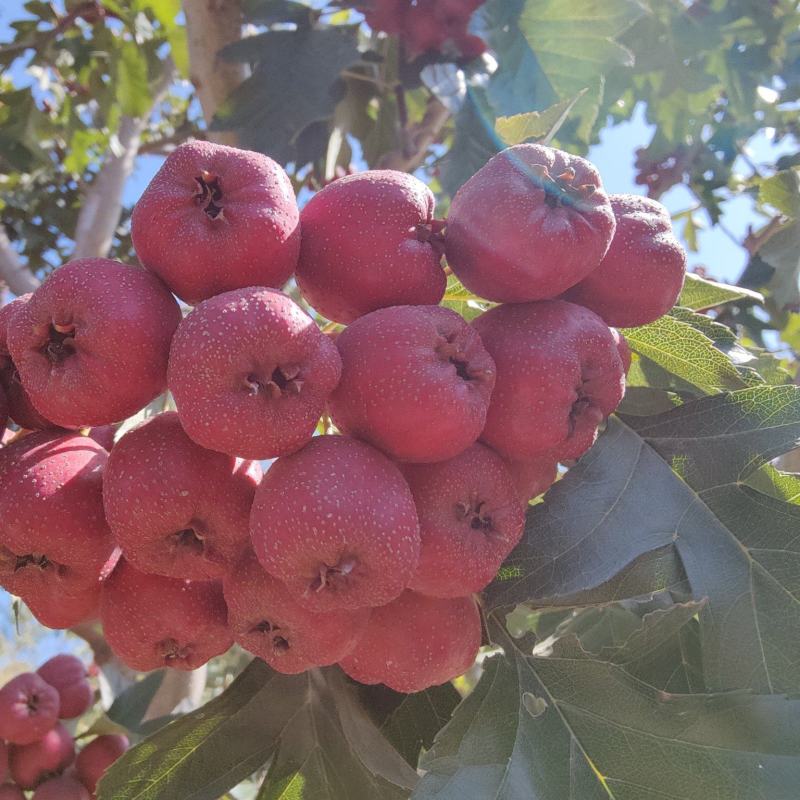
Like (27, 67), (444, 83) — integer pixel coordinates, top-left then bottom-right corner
(103, 412), (261, 581)
(473, 300), (625, 462)
(168, 288), (341, 460)
(8, 259), (181, 428)
(403, 443), (525, 597)
(562, 194), (687, 327)
(32, 775), (89, 800)
(0, 432), (114, 629)
(223, 552), (370, 674)
(9, 723), (74, 789)
(251, 435), (420, 612)
(445, 144), (616, 303)
(100, 559), (232, 672)
(0, 740), (8, 783)
(75, 734), (129, 795)
(0, 674), (59, 745)
(296, 171), (446, 323)
(611, 328), (632, 374)
(87, 425), (116, 452)
(0, 295), (53, 430)
(36, 655), (93, 720)
(328, 305), (495, 463)
(503, 455), (559, 505)
(131, 140), (300, 305)
(339, 591), (481, 693)
(0, 384), (6, 435)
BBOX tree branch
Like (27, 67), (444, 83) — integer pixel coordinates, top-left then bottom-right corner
(183, 0), (247, 147)
(377, 94), (451, 173)
(72, 60), (177, 260)
(0, 225), (40, 295)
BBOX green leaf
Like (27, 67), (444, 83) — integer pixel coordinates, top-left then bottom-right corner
(747, 463), (800, 505)
(487, 386), (800, 693)
(140, 0), (189, 76)
(215, 27), (361, 165)
(622, 314), (748, 393)
(242, 0), (314, 26)
(415, 618), (800, 800)
(98, 660), (279, 800)
(116, 40), (152, 117)
(495, 91), (587, 146)
(440, 274), (493, 321)
(678, 273), (764, 310)
(759, 221), (800, 310)
(256, 669), (417, 799)
(758, 168), (800, 218)
(105, 671), (166, 734)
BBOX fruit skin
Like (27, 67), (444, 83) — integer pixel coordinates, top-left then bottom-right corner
(611, 328), (632, 374)
(32, 775), (89, 800)
(87, 425), (116, 452)
(168, 288), (341, 460)
(562, 194), (687, 327)
(8, 259), (181, 428)
(75, 734), (129, 795)
(223, 552), (370, 674)
(0, 741), (8, 783)
(0, 674), (59, 745)
(9, 723), (74, 788)
(329, 305), (495, 463)
(472, 300), (626, 462)
(100, 558), (232, 672)
(0, 784), (25, 800)
(445, 144), (616, 303)
(0, 431), (114, 629)
(296, 171), (446, 323)
(251, 435), (420, 612)
(36, 655), (93, 720)
(103, 412), (261, 580)
(402, 443), (525, 597)
(503, 456), (559, 505)
(0, 295), (53, 430)
(0, 385), (6, 435)
(339, 591), (480, 693)
(131, 140), (300, 305)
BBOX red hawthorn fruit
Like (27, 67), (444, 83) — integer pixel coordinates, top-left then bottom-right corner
(36, 655), (93, 720)
(0, 431), (115, 629)
(402, 443), (524, 597)
(0, 295), (54, 431)
(472, 300), (625, 462)
(361, 0), (405, 34)
(0, 674), (59, 745)
(611, 328), (632, 375)
(131, 140), (300, 305)
(223, 552), (370, 673)
(339, 591), (481, 693)
(0, 785), (25, 800)
(8, 259), (181, 428)
(100, 559), (232, 672)
(296, 171), (447, 323)
(168, 288), (341, 460)
(445, 144), (616, 303)
(103, 412), (261, 581)
(32, 775), (89, 800)
(251, 435), (420, 612)
(75, 734), (129, 796)
(86, 425), (116, 452)
(9, 723), (74, 789)
(328, 305), (495, 463)
(0, 384), (6, 435)
(0, 740), (8, 783)
(562, 194), (687, 327)
(503, 455), (559, 505)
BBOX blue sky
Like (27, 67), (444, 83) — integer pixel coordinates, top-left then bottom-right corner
(0, 1), (794, 667)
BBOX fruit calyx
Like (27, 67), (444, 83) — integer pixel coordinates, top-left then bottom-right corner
(194, 169), (224, 220)
(436, 335), (491, 384)
(44, 322), (76, 364)
(415, 218), (447, 254)
(529, 164), (596, 210)
(242, 365), (303, 399)
(171, 523), (206, 556)
(0, 546), (58, 575)
(309, 556), (358, 594)
(249, 619), (290, 653)
(455, 493), (493, 532)
(156, 637), (195, 666)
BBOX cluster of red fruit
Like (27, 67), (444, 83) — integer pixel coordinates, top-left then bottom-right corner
(0, 139), (686, 694)
(357, 0), (487, 60)
(0, 654), (128, 799)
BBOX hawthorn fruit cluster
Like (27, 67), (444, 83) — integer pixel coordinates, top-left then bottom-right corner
(0, 654), (128, 799)
(357, 0), (487, 60)
(0, 139), (686, 694)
